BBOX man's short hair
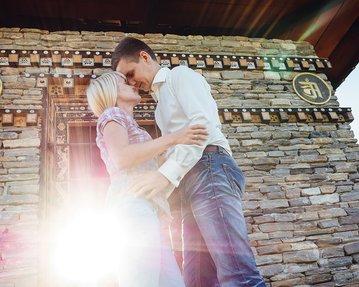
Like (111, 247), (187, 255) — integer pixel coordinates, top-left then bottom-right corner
(111, 37), (157, 71)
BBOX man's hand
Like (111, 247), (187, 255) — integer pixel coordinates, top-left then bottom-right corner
(128, 171), (171, 199)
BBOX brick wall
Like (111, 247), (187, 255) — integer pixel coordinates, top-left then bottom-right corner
(0, 28), (358, 286)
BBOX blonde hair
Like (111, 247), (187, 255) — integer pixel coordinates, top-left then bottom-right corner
(86, 71), (125, 117)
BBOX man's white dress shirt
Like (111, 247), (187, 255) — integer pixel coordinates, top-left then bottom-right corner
(151, 66), (231, 187)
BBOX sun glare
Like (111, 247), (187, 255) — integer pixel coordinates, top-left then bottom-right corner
(51, 209), (121, 283)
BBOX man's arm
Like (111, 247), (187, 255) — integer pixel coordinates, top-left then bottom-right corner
(129, 67), (217, 199)
(158, 66), (218, 187)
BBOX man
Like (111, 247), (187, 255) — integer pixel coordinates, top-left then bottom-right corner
(112, 37), (265, 287)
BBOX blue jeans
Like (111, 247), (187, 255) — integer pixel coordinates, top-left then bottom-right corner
(178, 147), (265, 287)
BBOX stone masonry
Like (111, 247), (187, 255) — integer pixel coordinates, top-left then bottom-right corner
(0, 28), (358, 286)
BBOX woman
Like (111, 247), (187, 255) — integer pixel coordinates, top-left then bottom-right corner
(86, 71), (207, 287)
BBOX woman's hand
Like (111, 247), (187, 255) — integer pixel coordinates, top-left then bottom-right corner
(171, 124), (208, 145)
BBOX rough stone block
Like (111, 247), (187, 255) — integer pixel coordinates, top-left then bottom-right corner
(260, 199), (289, 209)
(253, 214), (275, 224)
(271, 272), (304, 281)
(253, 158), (279, 165)
(242, 200), (260, 210)
(0, 132), (18, 140)
(258, 263), (284, 277)
(2, 139), (40, 148)
(302, 187), (321, 196)
(0, 194), (40, 205)
(256, 243), (291, 255)
(286, 262), (317, 274)
(318, 219), (340, 228)
(260, 185), (281, 193)
(319, 208), (347, 219)
(341, 192), (359, 202)
(41, 34), (66, 41)
(241, 139), (263, 147)
(243, 71), (264, 79)
(272, 214), (296, 222)
(332, 270), (355, 285)
(304, 273), (332, 285)
(269, 231), (294, 239)
(333, 163), (358, 173)
(321, 247), (345, 258)
(8, 167), (39, 174)
(2, 161), (39, 168)
(283, 249), (320, 263)
(339, 216), (359, 225)
(297, 212), (319, 221)
(281, 43), (296, 50)
(271, 277), (305, 287)
(249, 232), (269, 241)
(221, 70), (244, 79)
(268, 84), (284, 91)
(309, 194), (339, 205)
(259, 222), (294, 232)
(264, 71), (281, 80)
(255, 254), (283, 266)
(8, 184), (39, 194)
(344, 242), (359, 255)
(289, 197), (310, 206)
(290, 242), (318, 251)
(319, 256), (353, 268)
(320, 185), (336, 194)
(328, 173), (349, 181)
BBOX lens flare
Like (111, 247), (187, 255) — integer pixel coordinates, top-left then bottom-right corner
(51, 209), (121, 283)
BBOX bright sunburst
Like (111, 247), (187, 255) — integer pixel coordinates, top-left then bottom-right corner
(51, 209), (122, 284)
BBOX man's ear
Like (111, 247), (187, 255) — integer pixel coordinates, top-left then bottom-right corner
(139, 51), (151, 63)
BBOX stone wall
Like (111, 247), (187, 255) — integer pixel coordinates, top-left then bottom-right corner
(0, 28), (358, 286)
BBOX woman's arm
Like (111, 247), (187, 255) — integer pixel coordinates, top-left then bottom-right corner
(103, 121), (207, 170)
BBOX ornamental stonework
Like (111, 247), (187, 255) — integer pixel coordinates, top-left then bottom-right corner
(0, 49), (332, 72)
(293, 73), (332, 105)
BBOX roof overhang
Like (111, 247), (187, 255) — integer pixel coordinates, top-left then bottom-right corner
(1, 0), (358, 88)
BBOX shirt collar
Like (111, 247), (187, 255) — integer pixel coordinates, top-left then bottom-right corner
(151, 67), (170, 102)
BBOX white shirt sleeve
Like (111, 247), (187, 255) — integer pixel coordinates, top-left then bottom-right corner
(158, 67), (219, 187)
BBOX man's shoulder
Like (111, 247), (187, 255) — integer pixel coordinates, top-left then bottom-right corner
(168, 65), (198, 82)
(170, 65), (194, 75)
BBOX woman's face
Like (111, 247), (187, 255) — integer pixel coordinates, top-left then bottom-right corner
(117, 77), (142, 104)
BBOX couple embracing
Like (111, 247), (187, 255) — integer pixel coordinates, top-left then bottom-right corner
(87, 37), (265, 287)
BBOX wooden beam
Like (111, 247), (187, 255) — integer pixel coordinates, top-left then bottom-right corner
(314, 0), (359, 58)
(327, 17), (359, 88)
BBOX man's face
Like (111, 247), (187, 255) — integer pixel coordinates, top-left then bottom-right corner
(117, 76), (141, 104)
(116, 51), (154, 92)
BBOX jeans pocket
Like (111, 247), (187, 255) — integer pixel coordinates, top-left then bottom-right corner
(222, 163), (245, 198)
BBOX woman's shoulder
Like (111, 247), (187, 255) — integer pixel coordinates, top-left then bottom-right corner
(97, 107), (133, 132)
(99, 107), (129, 121)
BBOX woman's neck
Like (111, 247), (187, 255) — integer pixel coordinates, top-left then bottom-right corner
(116, 103), (135, 117)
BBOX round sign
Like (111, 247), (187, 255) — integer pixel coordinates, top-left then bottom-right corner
(293, 73), (331, 105)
